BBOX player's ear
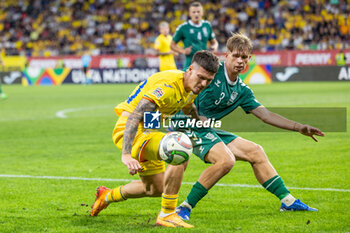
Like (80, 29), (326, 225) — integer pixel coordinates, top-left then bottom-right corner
(188, 64), (193, 72)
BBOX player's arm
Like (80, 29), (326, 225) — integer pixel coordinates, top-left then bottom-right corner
(156, 50), (173, 56)
(251, 106), (325, 142)
(170, 40), (192, 55)
(155, 49), (177, 56)
(209, 38), (218, 52)
(122, 98), (157, 175)
(182, 103), (207, 121)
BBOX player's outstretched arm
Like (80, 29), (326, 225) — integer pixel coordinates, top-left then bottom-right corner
(251, 106), (325, 142)
(122, 98), (157, 175)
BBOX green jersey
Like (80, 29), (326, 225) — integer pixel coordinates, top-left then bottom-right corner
(195, 62), (261, 120)
(173, 20), (215, 69)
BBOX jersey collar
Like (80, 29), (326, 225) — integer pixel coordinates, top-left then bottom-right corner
(189, 20), (203, 27)
(224, 62), (238, 86)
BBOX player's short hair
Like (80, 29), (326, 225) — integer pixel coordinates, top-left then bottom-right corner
(159, 21), (169, 28)
(226, 32), (253, 54)
(191, 50), (220, 74)
(189, 1), (202, 8)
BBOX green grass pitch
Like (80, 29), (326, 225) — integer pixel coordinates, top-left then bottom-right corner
(0, 82), (349, 232)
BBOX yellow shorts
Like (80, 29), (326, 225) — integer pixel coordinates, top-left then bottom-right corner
(112, 116), (165, 176)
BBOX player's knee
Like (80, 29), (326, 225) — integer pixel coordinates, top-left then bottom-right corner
(217, 155), (235, 174)
(223, 157), (235, 173)
(249, 144), (268, 164)
(145, 184), (163, 197)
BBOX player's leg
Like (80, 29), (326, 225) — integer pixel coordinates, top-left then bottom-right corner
(91, 118), (166, 216)
(227, 137), (317, 211)
(117, 128), (192, 228)
(91, 173), (164, 216)
(197, 142), (235, 189)
(177, 129), (235, 220)
(227, 137), (277, 183)
(156, 152), (193, 228)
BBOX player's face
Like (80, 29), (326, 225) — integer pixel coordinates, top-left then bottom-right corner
(185, 63), (215, 94)
(189, 6), (203, 24)
(160, 25), (169, 36)
(225, 49), (251, 74)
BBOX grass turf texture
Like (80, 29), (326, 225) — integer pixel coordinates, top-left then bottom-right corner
(0, 82), (349, 232)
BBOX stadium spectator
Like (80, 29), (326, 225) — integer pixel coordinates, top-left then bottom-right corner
(170, 1), (218, 69)
(154, 21), (177, 71)
(0, 0), (349, 56)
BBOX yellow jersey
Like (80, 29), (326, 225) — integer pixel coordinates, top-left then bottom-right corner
(115, 70), (196, 117)
(154, 34), (177, 71)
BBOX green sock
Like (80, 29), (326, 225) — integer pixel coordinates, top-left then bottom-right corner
(262, 175), (290, 200)
(185, 181), (208, 208)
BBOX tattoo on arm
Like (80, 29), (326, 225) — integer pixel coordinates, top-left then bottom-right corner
(122, 98), (157, 154)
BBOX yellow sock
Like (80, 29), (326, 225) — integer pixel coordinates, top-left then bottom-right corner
(106, 186), (127, 203)
(161, 193), (178, 215)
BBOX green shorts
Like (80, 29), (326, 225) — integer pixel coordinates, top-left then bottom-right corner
(179, 128), (238, 163)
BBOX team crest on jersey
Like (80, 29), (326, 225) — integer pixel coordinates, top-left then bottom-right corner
(152, 87), (164, 99)
(190, 29), (194, 34)
(202, 27), (208, 37)
(226, 92), (238, 105)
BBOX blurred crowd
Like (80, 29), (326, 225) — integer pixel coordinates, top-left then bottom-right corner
(0, 0), (349, 56)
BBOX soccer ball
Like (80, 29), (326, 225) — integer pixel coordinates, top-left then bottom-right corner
(159, 132), (193, 165)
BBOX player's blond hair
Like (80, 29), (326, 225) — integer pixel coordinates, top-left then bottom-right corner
(189, 1), (202, 8)
(159, 21), (169, 28)
(226, 32), (253, 54)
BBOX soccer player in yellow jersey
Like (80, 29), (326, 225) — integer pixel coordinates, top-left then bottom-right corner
(90, 51), (220, 228)
(154, 21), (177, 71)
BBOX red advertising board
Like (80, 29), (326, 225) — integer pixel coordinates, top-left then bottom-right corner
(27, 50), (350, 68)
(253, 50), (350, 66)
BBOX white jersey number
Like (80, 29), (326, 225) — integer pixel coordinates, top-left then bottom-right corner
(214, 92), (225, 105)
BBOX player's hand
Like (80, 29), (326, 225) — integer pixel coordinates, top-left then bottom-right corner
(184, 46), (192, 55)
(198, 115), (208, 122)
(209, 44), (218, 52)
(121, 154), (142, 175)
(172, 51), (179, 57)
(298, 124), (325, 142)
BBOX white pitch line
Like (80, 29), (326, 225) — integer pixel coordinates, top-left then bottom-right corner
(55, 105), (112, 118)
(1, 174), (349, 192)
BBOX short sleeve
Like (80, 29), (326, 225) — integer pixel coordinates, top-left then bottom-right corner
(240, 87), (261, 113)
(143, 84), (175, 109)
(173, 25), (184, 43)
(208, 23), (215, 40)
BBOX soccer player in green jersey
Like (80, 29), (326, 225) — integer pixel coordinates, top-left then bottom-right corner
(170, 33), (325, 220)
(171, 1), (218, 70)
